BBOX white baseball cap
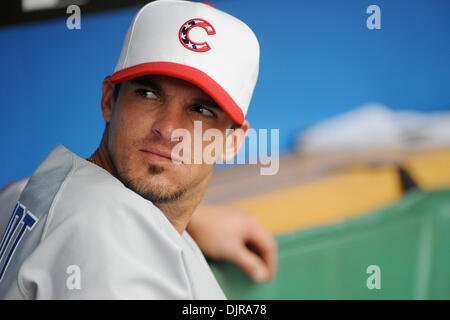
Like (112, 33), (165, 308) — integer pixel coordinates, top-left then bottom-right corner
(110, 0), (260, 124)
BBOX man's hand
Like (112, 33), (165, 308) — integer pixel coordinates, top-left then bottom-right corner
(187, 203), (278, 283)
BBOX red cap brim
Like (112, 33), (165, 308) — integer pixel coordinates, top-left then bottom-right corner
(110, 62), (244, 124)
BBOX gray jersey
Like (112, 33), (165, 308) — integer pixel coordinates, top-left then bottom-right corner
(0, 145), (225, 299)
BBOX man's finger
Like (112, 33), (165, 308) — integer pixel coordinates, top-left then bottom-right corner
(231, 245), (270, 282)
(246, 221), (278, 280)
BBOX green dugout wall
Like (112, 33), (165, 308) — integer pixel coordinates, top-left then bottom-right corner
(210, 189), (450, 299)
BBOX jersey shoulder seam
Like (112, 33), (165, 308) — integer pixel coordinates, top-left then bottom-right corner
(16, 153), (78, 299)
(40, 153), (78, 241)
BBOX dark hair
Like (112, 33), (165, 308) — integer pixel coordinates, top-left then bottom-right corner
(230, 122), (242, 130)
(113, 83), (121, 101)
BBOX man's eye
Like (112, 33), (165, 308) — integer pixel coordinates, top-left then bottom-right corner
(192, 106), (215, 117)
(136, 89), (158, 100)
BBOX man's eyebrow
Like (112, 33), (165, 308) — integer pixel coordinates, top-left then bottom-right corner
(191, 97), (223, 112)
(130, 77), (162, 92)
(130, 77), (223, 111)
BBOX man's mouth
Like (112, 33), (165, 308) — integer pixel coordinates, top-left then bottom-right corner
(139, 147), (183, 164)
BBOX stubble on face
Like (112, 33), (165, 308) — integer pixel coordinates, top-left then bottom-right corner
(116, 162), (188, 204)
(111, 135), (188, 205)
(118, 167), (187, 204)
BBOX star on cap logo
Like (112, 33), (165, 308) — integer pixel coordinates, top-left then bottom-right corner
(179, 18), (216, 52)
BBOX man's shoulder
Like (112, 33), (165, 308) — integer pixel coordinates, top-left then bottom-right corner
(4, 147), (193, 298)
(52, 163), (172, 239)
(30, 160), (192, 298)
(34, 146), (179, 245)
(8, 145), (178, 247)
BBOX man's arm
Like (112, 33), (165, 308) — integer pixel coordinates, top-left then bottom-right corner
(187, 203), (278, 283)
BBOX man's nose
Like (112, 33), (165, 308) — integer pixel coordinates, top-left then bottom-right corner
(150, 102), (186, 142)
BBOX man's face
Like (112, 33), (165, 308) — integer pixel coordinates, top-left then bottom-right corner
(102, 74), (236, 204)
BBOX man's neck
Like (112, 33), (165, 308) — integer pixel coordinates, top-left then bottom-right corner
(87, 138), (118, 178)
(157, 187), (206, 234)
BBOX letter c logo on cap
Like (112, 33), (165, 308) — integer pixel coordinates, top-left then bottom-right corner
(179, 18), (215, 52)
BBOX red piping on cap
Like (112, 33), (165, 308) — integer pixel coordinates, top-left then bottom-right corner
(110, 62), (244, 124)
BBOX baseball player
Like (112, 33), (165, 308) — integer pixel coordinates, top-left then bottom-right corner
(0, 0), (276, 299)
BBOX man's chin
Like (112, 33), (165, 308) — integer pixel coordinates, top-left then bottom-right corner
(118, 174), (186, 205)
(140, 187), (187, 204)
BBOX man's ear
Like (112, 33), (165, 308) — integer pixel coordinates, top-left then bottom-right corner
(221, 120), (250, 162)
(101, 76), (116, 123)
